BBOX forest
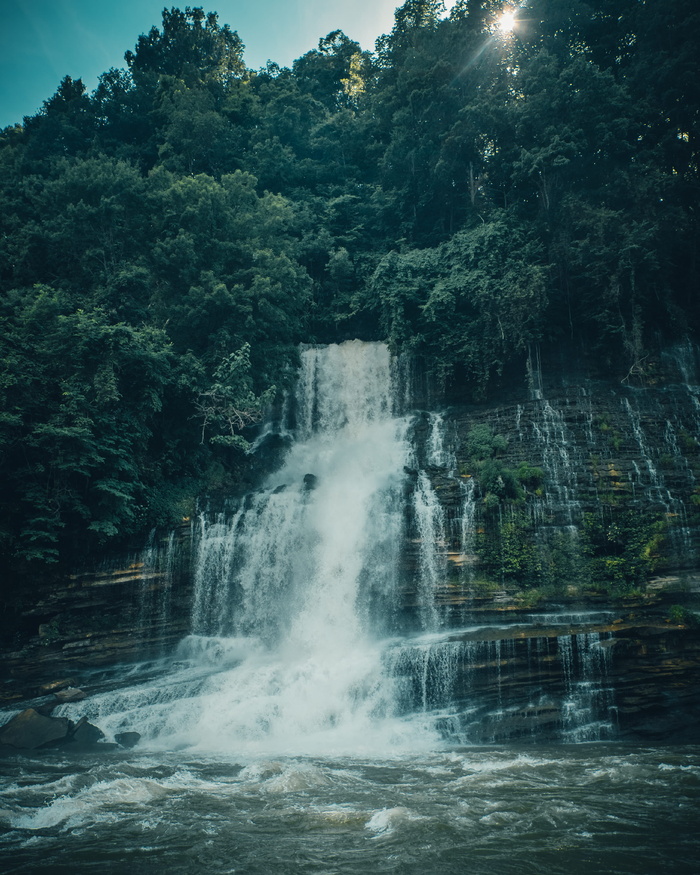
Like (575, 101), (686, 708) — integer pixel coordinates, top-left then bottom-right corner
(0, 0), (698, 574)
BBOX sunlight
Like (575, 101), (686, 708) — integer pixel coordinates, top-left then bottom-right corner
(498, 8), (517, 33)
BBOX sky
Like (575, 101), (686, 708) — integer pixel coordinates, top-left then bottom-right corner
(0, 0), (402, 129)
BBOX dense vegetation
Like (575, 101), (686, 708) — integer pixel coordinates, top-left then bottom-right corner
(1, 0), (698, 570)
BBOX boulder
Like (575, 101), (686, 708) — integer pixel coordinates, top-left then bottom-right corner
(0, 709), (72, 749)
(30, 695), (59, 717)
(70, 716), (105, 747)
(54, 687), (86, 704)
(115, 731), (141, 749)
(38, 678), (75, 695)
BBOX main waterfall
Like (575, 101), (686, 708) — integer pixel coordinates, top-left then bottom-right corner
(76, 341), (443, 754)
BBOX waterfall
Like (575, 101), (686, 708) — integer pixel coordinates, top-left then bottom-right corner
(74, 341), (442, 754)
(559, 632), (615, 741)
(530, 400), (580, 527)
(622, 395), (694, 562)
(64, 342), (618, 752)
(135, 529), (179, 654)
(412, 471), (446, 630)
(426, 412), (456, 470)
(459, 477), (477, 571)
(384, 621), (615, 743)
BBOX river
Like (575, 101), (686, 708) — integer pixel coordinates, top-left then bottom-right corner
(2, 743), (699, 873)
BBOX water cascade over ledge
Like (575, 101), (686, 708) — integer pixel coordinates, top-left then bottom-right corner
(56, 341), (631, 753)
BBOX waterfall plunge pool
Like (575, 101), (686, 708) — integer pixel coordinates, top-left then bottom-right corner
(1, 744), (699, 874)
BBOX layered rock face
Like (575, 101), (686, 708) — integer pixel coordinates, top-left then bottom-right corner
(395, 342), (700, 741)
(2, 343), (700, 743)
(0, 527), (193, 703)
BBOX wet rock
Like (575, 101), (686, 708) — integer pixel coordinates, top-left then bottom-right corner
(32, 695), (59, 717)
(53, 687), (86, 704)
(38, 678), (76, 694)
(115, 731), (141, 749)
(72, 717), (105, 744)
(68, 716), (106, 748)
(303, 473), (318, 490)
(0, 708), (72, 749)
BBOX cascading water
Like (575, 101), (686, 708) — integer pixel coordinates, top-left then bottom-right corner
(425, 412), (456, 470)
(622, 395), (695, 562)
(60, 342), (617, 751)
(459, 476), (478, 571)
(72, 342), (441, 754)
(529, 399), (581, 528)
(411, 471), (447, 630)
(5, 343), (699, 875)
(135, 529), (180, 654)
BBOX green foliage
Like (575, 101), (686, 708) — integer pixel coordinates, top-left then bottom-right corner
(195, 344), (275, 449)
(667, 605), (700, 628)
(0, 0), (698, 576)
(367, 216), (548, 394)
(124, 7), (245, 87)
(462, 425), (543, 509)
(461, 424), (550, 586)
(465, 424), (507, 461)
(598, 418), (623, 452)
(476, 507), (543, 585)
(516, 463), (545, 493)
(0, 286), (186, 561)
(581, 509), (667, 592)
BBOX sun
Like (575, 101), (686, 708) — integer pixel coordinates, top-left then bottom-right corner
(497, 9), (517, 33)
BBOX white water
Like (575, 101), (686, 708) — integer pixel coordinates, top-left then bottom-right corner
(426, 412), (456, 470)
(412, 471), (447, 630)
(72, 341), (443, 755)
(3, 746), (699, 874)
(530, 399), (580, 526)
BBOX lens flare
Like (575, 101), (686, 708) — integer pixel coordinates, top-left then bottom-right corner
(498, 9), (517, 33)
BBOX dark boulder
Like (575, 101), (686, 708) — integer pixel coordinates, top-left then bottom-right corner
(69, 716), (105, 748)
(0, 708), (72, 749)
(29, 695), (59, 717)
(115, 731), (141, 749)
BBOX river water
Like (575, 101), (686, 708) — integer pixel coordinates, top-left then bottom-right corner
(2, 744), (699, 873)
(2, 342), (699, 871)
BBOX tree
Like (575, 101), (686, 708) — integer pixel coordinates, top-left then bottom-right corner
(194, 344), (275, 449)
(125, 7), (245, 89)
(292, 31), (370, 110)
(0, 288), (177, 563)
(22, 76), (95, 159)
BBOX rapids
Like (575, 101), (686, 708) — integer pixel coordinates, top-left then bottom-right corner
(1, 746), (699, 873)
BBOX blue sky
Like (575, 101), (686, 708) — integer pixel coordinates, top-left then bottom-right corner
(0, 0), (402, 128)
